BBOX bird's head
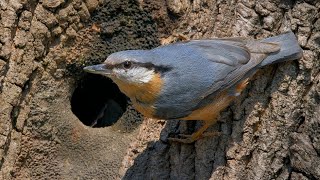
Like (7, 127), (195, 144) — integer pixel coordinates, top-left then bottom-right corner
(84, 50), (170, 84)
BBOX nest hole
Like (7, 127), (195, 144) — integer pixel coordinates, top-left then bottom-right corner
(71, 74), (128, 128)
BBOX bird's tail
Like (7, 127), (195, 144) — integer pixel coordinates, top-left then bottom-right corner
(259, 31), (303, 67)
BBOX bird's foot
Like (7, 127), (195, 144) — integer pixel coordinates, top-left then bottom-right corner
(168, 131), (222, 144)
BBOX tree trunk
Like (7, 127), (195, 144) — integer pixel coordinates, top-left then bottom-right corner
(0, 0), (319, 179)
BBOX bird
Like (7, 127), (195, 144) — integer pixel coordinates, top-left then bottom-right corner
(84, 31), (303, 143)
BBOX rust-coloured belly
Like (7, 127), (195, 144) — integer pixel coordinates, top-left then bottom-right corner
(181, 92), (235, 121)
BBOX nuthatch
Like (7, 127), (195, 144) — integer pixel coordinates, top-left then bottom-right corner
(84, 31), (303, 143)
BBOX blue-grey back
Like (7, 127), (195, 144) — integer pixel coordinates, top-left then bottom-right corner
(149, 32), (301, 119)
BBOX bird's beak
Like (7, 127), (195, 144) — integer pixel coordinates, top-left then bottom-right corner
(83, 64), (112, 76)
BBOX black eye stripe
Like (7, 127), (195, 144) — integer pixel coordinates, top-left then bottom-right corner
(153, 65), (172, 73)
(104, 61), (172, 73)
(134, 62), (172, 73)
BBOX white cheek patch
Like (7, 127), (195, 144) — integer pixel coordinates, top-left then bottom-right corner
(113, 67), (155, 84)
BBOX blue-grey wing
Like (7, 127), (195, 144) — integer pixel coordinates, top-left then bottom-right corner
(185, 39), (250, 66)
(190, 39), (280, 99)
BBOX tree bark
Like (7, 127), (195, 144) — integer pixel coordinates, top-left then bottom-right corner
(0, 0), (319, 179)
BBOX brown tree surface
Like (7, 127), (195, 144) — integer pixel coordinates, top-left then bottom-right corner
(0, 0), (319, 179)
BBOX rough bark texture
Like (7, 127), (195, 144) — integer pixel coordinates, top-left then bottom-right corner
(0, 0), (319, 179)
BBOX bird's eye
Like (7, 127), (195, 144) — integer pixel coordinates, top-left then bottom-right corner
(123, 61), (132, 69)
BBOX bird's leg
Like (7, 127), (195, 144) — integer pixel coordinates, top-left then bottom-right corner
(168, 118), (220, 144)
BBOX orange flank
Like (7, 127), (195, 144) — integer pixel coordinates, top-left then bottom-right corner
(112, 73), (163, 118)
(182, 91), (235, 121)
(182, 78), (249, 121)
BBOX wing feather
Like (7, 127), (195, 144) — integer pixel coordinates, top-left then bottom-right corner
(186, 40), (251, 66)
